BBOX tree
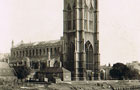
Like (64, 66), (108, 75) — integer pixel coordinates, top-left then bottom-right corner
(127, 67), (140, 80)
(110, 63), (130, 80)
(110, 63), (140, 80)
(13, 66), (31, 81)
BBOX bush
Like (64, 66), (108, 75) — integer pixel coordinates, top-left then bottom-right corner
(110, 63), (140, 80)
(13, 66), (31, 80)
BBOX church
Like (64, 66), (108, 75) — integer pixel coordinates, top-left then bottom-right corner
(10, 0), (100, 81)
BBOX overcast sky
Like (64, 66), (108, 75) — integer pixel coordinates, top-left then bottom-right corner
(0, 0), (140, 65)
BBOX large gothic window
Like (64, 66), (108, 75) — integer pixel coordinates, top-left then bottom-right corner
(85, 41), (93, 70)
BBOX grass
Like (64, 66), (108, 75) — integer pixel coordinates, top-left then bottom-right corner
(0, 80), (139, 90)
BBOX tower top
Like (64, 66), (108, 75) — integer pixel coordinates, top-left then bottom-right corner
(12, 40), (14, 48)
(64, 0), (97, 10)
(21, 40), (24, 44)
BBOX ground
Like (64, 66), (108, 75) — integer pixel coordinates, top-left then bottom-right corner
(0, 80), (140, 90)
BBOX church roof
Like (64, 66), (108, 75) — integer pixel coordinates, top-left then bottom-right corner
(13, 39), (61, 49)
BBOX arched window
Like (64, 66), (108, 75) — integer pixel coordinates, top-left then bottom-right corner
(40, 49), (42, 56)
(13, 52), (15, 57)
(29, 50), (31, 57)
(26, 50), (28, 56)
(36, 49), (38, 56)
(50, 48), (52, 55)
(57, 47), (60, 54)
(85, 41), (93, 70)
(43, 49), (45, 55)
(46, 48), (48, 55)
(20, 51), (22, 57)
(23, 51), (25, 57)
(54, 48), (57, 55)
(33, 49), (35, 56)
(16, 51), (18, 57)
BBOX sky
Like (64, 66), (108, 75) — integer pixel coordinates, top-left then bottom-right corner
(0, 0), (140, 65)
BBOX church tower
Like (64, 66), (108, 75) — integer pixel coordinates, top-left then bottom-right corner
(63, 0), (100, 80)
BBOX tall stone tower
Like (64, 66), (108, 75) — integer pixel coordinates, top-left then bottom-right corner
(63, 0), (100, 80)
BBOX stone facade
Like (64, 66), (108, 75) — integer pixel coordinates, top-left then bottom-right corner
(63, 0), (100, 80)
(10, 40), (62, 69)
(10, 0), (100, 81)
(35, 67), (71, 82)
(100, 64), (112, 80)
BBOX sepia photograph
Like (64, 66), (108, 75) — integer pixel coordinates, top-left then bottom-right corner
(0, 0), (140, 90)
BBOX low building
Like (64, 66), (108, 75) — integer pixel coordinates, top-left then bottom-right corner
(0, 62), (17, 82)
(35, 67), (71, 82)
(100, 64), (112, 80)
